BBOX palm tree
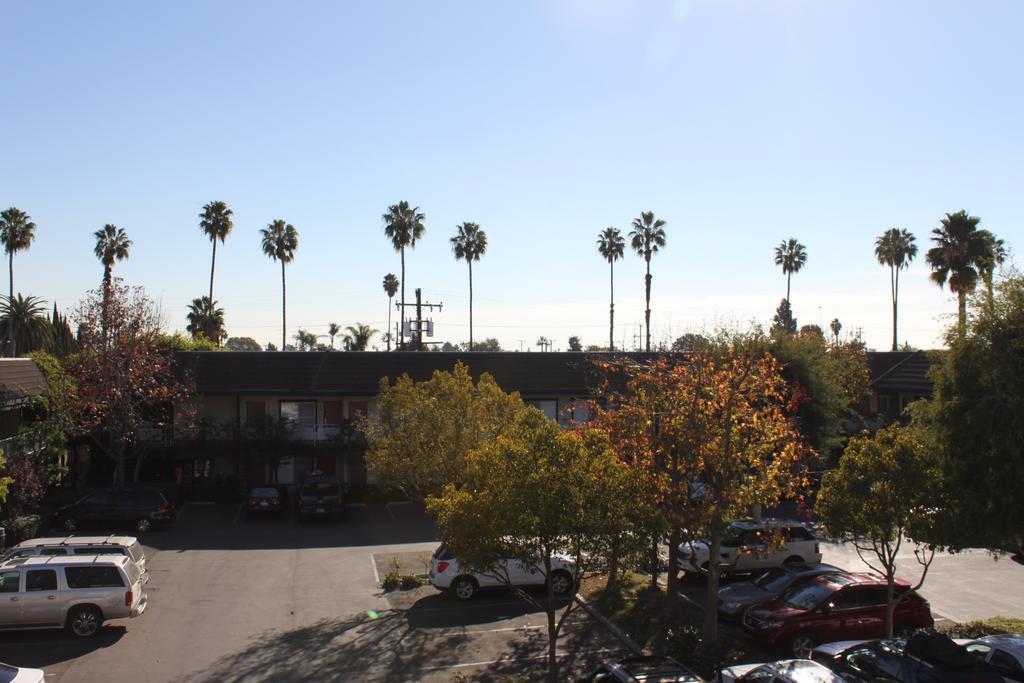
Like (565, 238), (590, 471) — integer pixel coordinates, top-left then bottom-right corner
(925, 210), (989, 335)
(293, 328), (316, 351)
(260, 220), (299, 351)
(94, 224), (132, 341)
(382, 273), (399, 351)
(629, 212), (667, 352)
(874, 228), (918, 351)
(382, 201), (425, 349)
(328, 322), (340, 350)
(450, 222), (487, 350)
(199, 200), (234, 302)
(976, 230), (1007, 309)
(597, 227), (625, 351)
(0, 208), (36, 302)
(186, 296), (227, 345)
(774, 238), (807, 304)
(0, 294), (52, 357)
(343, 323), (377, 351)
(829, 318), (842, 345)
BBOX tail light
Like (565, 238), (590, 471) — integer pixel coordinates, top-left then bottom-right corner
(248, 500), (257, 508)
(158, 506), (172, 514)
(437, 562), (449, 573)
(297, 499), (303, 509)
(125, 590), (133, 607)
(272, 499), (281, 507)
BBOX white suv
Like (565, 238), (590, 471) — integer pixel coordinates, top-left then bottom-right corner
(428, 544), (577, 600)
(677, 519), (821, 577)
(1, 535), (148, 584)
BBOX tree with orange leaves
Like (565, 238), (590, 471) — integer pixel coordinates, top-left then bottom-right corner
(590, 334), (813, 647)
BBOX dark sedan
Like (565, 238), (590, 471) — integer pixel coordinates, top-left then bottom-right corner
(718, 563), (842, 621)
(245, 486), (286, 516)
(296, 476), (345, 520)
(812, 633), (1004, 682)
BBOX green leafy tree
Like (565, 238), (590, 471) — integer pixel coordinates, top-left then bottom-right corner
(817, 425), (940, 638)
(343, 323), (377, 351)
(629, 211), (667, 352)
(185, 296), (226, 345)
(382, 273), (399, 351)
(260, 219), (299, 351)
(567, 335), (583, 352)
(382, 202), (425, 349)
(50, 303), (78, 358)
(772, 298), (797, 334)
(225, 336), (262, 352)
(0, 295), (53, 357)
(428, 412), (650, 683)
(93, 224), (132, 340)
(926, 210), (990, 335)
(199, 200), (234, 302)
(0, 207), (36, 301)
(360, 363), (527, 501)
(451, 222), (487, 350)
(774, 238), (807, 304)
(976, 230), (1007, 310)
(293, 328), (316, 351)
(463, 337), (502, 352)
(910, 276), (1024, 552)
(597, 227), (625, 351)
(875, 228), (918, 351)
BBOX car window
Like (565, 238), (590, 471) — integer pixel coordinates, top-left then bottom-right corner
(65, 566), (125, 588)
(786, 526), (814, 541)
(965, 643), (992, 657)
(302, 483), (339, 495)
(832, 586), (867, 610)
(0, 570), (19, 593)
(991, 650), (1024, 680)
(250, 487), (280, 497)
(860, 586), (887, 607)
(753, 567), (792, 592)
(40, 548), (68, 556)
(26, 569), (57, 591)
(782, 581), (834, 610)
(739, 668), (775, 681)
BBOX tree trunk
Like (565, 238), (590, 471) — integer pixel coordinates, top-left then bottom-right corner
(666, 526), (682, 605)
(8, 251), (12, 302)
(606, 538), (620, 591)
(468, 260), (474, 350)
(958, 290), (967, 337)
(609, 261), (615, 351)
(891, 266), (899, 351)
(281, 261), (287, 351)
(702, 528), (723, 647)
(101, 265), (112, 347)
(113, 440), (125, 488)
(544, 554), (560, 683)
(885, 571), (896, 638)
(644, 259), (652, 352)
(386, 297), (392, 352)
(209, 240), (217, 303)
(400, 249), (406, 350)
(786, 272), (792, 304)
(648, 534), (660, 591)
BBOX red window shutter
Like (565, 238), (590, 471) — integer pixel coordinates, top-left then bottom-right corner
(324, 401), (343, 426)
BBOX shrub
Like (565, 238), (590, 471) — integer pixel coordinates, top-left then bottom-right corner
(5, 515), (40, 544)
(382, 572), (401, 591)
(400, 574), (422, 590)
(937, 616), (1024, 638)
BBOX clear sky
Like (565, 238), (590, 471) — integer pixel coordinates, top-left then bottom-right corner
(3, 0), (1021, 352)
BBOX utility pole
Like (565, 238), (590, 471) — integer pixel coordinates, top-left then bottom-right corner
(397, 287), (443, 351)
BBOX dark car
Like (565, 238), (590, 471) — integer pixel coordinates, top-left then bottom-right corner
(718, 563), (843, 621)
(296, 476), (345, 520)
(812, 633), (1004, 682)
(742, 572), (934, 658)
(245, 485), (286, 516)
(52, 488), (175, 533)
(577, 655), (704, 682)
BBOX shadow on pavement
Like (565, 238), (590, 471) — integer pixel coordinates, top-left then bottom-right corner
(0, 625), (126, 669)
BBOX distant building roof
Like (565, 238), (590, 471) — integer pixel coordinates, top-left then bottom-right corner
(178, 350), (934, 398)
(0, 358), (47, 409)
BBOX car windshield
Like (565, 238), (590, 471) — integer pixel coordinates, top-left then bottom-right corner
(0, 663), (21, 683)
(781, 581), (834, 610)
(302, 483), (339, 495)
(250, 488), (280, 497)
(753, 567), (791, 592)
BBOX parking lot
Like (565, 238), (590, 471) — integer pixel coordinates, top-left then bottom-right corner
(0, 502), (627, 682)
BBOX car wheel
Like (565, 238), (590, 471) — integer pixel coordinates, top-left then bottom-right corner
(790, 632), (815, 658)
(62, 517), (77, 532)
(452, 576), (478, 600)
(549, 570), (574, 597)
(67, 605), (103, 637)
(783, 555), (805, 568)
(136, 518), (151, 533)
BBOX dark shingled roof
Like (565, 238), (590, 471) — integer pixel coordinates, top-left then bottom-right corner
(178, 350), (934, 397)
(0, 358), (47, 408)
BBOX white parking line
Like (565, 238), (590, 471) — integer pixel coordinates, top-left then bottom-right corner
(232, 503), (243, 525)
(370, 553), (381, 587)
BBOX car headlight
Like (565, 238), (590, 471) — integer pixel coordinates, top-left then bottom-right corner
(722, 602), (742, 611)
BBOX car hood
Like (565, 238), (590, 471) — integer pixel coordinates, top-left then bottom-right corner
(812, 640), (869, 657)
(719, 582), (770, 604)
(748, 599), (807, 621)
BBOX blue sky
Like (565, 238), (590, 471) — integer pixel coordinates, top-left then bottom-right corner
(3, 0), (1021, 351)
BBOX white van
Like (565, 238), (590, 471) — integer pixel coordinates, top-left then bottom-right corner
(1, 535), (148, 584)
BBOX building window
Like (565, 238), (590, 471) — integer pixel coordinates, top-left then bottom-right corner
(524, 399), (557, 421)
(280, 401), (317, 440)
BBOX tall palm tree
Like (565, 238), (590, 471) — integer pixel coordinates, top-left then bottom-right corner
(293, 328), (317, 351)
(0, 294), (52, 357)
(874, 228), (918, 351)
(328, 322), (340, 350)
(94, 224), (132, 342)
(382, 201), (425, 349)
(597, 227), (625, 351)
(925, 210), (989, 335)
(976, 230), (1007, 309)
(344, 323), (377, 351)
(260, 220), (299, 351)
(382, 273), (399, 351)
(829, 318), (842, 345)
(186, 296), (227, 345)
(199, 200), (234, 302)
(450, 222), (487, 350)
(0, 208), (36, 301)
(774, 238), (807, 304)
(629, 211), (667, 352)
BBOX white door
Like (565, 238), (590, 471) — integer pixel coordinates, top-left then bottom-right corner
(0, 570), (22, 626)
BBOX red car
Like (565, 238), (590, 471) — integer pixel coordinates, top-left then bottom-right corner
(743, 572), (934, 658)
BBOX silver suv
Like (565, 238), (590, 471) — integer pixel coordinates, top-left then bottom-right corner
(1, 535), (148, 583)
(0, 555), (148, 636)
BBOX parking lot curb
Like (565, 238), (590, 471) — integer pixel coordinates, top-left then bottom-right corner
(574, 593), (644, 656)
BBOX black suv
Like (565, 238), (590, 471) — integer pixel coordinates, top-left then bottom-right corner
(52, 488), (175, 533)
(296, 476), (345, 520)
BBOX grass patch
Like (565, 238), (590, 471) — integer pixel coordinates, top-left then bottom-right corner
(937, 616), (1024, 638)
